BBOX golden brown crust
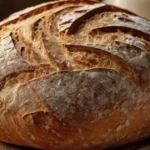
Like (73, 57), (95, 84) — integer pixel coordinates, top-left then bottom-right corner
(0, 0), (150, 149)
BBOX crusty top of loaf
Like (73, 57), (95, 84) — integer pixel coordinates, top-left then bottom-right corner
(0, 0), (150, 120)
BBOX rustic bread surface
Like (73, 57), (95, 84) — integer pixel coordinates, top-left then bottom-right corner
(0, 0), (150, 149)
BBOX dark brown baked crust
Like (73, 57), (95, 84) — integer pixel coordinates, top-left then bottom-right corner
(0, 0), (150, 149)
(0, 142), (32, 150)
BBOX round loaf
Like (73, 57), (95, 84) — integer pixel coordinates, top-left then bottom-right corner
(0, 0), (150, 149)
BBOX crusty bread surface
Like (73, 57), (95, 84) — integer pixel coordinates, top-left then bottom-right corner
(0, 0), (150, 149)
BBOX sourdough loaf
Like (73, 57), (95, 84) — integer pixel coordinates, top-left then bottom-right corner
(0, 0), (150, 149)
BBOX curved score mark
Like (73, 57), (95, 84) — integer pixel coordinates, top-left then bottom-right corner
(90, 26), (150, 41)
(67, 5), (136, 35)
(65, 44), (140, 84)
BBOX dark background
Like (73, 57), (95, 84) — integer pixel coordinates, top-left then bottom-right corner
(0, 0), (150, 21)
(0, 0), (51, 21)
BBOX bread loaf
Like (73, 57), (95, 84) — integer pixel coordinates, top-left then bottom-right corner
(0, 0), (150, 149)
